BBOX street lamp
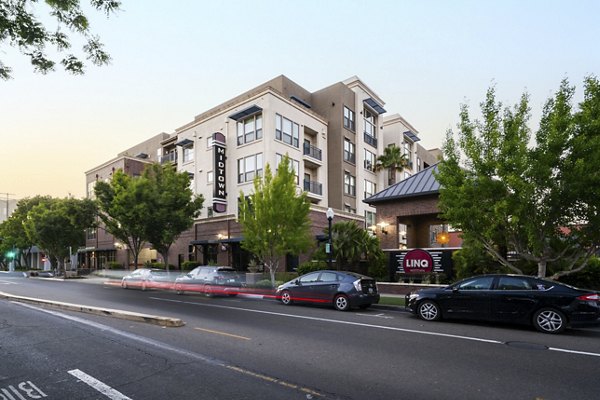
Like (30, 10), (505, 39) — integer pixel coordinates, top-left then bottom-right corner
(326, 208), (334, 270)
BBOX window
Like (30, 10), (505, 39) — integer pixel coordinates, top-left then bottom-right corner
(207, 171), (214, 184)
(320, 272), (339, 282)
(237, 153), (263, 183)
(364, 179), (376, 198)
(182, 145), (194, 163)
(275, 114), (299, 147)
(237, 114), (263, 145)
(207, 206), (213, 218)
(344, 172), (356, 196)
(364, 108), (377, 147)
(344, 204), (356, 214)
(343, 138), (355, 163)
(299, 272), (320, 284)
(456, 277), (494, 291)
(343, 106), (355, 131)
(497, 277), (534, 290)
(403, 140), (413, 161)
(365, 211), (376, 230)
(276, 153), (300, 184)
(364, 149), (376, 171)
(398, 223), (407, 249)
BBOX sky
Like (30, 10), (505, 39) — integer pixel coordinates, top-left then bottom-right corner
(1, 0), (598, 201)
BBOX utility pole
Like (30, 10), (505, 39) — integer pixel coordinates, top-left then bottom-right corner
(0, 193), (16, 222)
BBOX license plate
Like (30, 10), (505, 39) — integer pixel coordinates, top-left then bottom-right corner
(368, 288), (374, 294)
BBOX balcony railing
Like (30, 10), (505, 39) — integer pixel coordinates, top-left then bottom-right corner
(364, 132), (378, 148)
(160, 151), (177, 164)
(303, 180), (323, 195)
(303, 143), (322, 161)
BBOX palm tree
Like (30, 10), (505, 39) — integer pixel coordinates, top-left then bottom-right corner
(329, 221), (384, 271)
(374, 144), (409, 186)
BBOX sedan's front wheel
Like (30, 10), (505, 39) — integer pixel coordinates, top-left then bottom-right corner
(280, 290), (293, 305)
(417, 300), (441, 321)
(334, 294), (350, 311)
(533, 308), (566, 334)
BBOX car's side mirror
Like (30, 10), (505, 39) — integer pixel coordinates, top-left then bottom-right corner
(294, 279), (300, 285)
(452, 287), (459, 293)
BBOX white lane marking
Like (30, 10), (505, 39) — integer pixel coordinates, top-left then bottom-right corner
(0, 280), (18, 285)
(356, 313), (394, 319)
(152, 297), (600, 358)
(68, 369), (131, 400)
(151, 297), (501, 344)
(12, 302), (325, 397)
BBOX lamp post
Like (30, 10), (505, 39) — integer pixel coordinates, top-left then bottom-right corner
(326, 208), (334, 270)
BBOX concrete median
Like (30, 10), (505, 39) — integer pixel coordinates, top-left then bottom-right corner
(0, 291), (185, 327)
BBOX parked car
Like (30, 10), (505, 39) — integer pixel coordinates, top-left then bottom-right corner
(408, 274), (600, 334)
(174, 266), (243, 296)
(276, 270), (380, 311)
(121, 268), (175, 291)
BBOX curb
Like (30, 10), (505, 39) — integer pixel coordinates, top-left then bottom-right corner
(0, 291), (185, 327)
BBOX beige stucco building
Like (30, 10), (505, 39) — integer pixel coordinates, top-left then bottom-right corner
(83, 75), (440, 271)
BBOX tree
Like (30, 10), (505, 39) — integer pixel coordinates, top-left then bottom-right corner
(142, 163), (204, 271)
(0, 0), (121, 80)
(238, 155), (313, 287)
(95, 169), (152, 269)
(374, 144), (408, 186)
(328, 221), (384, 272)
(436, 77), (600, 278)
(0, 195), (52, 268)
(23, 197), (96, 272)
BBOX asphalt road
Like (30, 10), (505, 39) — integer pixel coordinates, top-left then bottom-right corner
(1, 275), (600, 400)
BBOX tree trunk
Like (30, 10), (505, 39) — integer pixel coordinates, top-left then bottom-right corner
(537, 260), (547, 278)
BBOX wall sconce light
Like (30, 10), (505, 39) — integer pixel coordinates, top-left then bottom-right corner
(436, 231), (450, 246)
(217, 233), (224, 240)
(377, 222), (389, 235)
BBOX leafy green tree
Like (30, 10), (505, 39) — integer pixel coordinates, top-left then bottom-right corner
(95, 169), (152, 269)
(238, 155), (313, 287)
(437, 77), (600, 278)
(142, 163), (204, 271)
(0, 0), (121, 80)
(0, 196), (52, 268)
(23, 197), (96, 271)
(374, 144), (408, 186)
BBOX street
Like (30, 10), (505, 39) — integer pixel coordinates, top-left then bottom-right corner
(1, 276), (599, 400)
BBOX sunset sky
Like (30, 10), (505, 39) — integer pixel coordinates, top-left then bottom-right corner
(1, 0), (598, 201)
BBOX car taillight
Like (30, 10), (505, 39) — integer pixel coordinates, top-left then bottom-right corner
(353, 279), (362, 292)
(577, 294), (599, 301)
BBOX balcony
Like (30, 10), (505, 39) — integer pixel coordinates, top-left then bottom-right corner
(303, 179), (323, 199)
(364, 132), (378, 148)
(303, 142), (322, 168)
(160, 151), (177, 165)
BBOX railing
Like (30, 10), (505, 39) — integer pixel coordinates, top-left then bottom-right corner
(160, 152), (177, 164)
(303, 180), (323, 195)
(303, 143), (322, 161)
(344, 152), (356, 164)
(364, 132), (378, 148)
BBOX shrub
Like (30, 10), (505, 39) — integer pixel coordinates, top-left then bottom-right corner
(181, 261), (200, 271)
(253, 279), (283, 289)
(296, 261), (327, 276)
(108, 261), (123, 270)
(558, 257), (600, 290)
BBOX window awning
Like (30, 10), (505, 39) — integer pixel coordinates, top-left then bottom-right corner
(135, 152), (148, 159)
(364, 98), (386, 114)
(229, 105), (262, 121)
(290, 95), (311, 109)
(403, 130), (421, 142)
(175, 138), (193, 147)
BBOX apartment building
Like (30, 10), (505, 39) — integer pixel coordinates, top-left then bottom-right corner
(84, 75), (438, 270)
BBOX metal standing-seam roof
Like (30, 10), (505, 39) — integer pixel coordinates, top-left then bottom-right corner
(364, 163), (441, 204)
